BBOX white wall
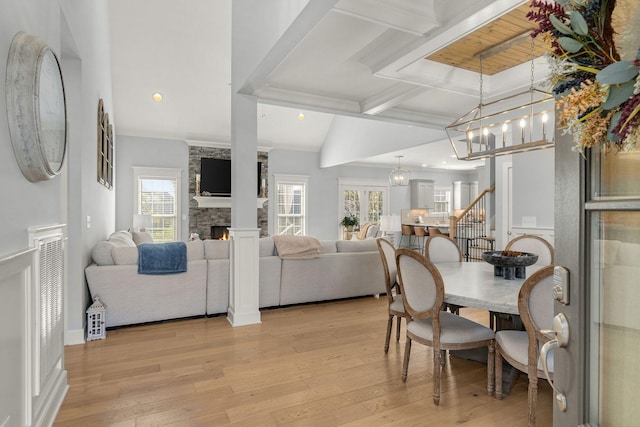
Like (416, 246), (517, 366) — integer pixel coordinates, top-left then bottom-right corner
(1, 0), (115, 341)
(115, 135), (190, 238)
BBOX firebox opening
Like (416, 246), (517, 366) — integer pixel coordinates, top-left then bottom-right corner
(211, 225), (230, 240)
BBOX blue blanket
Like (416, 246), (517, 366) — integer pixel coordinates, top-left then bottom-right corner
(138, 242), (187, 275)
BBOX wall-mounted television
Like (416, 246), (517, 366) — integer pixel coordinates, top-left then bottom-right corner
(200, 158), (262, 197)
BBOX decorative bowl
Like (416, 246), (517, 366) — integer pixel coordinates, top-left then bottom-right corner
(482, 250), (538, 280)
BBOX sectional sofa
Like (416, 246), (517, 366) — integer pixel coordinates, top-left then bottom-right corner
(85, 231), (385, 327)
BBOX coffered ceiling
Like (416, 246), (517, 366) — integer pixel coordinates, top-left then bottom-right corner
(108, 0), (549, 171)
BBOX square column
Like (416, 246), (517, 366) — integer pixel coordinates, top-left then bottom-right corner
(227, 228), (261, 326)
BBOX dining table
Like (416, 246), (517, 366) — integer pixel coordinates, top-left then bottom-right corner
(434, 261), (544, 316)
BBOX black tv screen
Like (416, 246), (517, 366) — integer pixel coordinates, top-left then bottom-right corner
(200, 158), (263, 197)
(200, 158), (231, 196)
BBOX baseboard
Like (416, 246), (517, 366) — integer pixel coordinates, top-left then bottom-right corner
(65, 328), (85, 346)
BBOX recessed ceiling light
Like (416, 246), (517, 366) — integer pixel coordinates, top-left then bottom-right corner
(152, 92), (163, 102)
(421, 164), (427, 168)
(441, 161), (448, 164)
(450, 154), (457, 158)
(298, 113), (305, 120)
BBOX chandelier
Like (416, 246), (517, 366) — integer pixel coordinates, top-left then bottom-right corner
(446, 35), (554, 160)
(389, 155), (410, 186)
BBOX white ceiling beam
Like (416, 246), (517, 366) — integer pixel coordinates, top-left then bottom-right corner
(360, 83), (428, 115)
(239, 0), (338, 96)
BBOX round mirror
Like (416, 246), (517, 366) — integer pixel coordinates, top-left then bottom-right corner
(6, 32), (67, 182)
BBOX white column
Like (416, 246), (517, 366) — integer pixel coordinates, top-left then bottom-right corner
(227, 228), (261, 326)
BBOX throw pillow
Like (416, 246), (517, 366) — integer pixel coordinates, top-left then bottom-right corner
(132, 231), (154, 245)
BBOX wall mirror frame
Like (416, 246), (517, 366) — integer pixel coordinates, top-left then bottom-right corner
(97, 99), (113, 189)
(5, 31), (67, 182)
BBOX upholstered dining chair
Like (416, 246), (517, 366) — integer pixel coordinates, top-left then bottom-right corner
(376, 238), (408, 353)
(395, 248), (495, 405)
(423, 235), (463, 314)
(424, 234), (462, 263)
(495, 265), (555, 427)
(505, 235), (555, 266)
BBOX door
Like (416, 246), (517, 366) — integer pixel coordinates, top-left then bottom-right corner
(338, 179), (387, 239)
(554, 133), (640, 425)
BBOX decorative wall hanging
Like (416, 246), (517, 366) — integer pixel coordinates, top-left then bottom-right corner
(5, 31), (67, 182)
(97, 99), (113, 189)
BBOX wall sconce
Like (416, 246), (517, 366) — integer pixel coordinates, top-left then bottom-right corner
(388, 156), (410, 186)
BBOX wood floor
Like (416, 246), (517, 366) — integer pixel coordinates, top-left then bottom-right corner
(55, 297), (552, 426)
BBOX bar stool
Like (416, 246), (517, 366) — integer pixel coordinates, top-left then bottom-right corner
(400, 225), (415, 249)
(413, 226), (427, 254)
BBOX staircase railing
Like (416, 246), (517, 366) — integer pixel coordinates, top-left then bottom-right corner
(449, 185), (495, 261)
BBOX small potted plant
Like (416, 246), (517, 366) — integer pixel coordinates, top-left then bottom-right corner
(340, 213), (359, 231)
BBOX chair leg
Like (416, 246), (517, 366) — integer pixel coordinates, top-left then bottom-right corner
(495, 345), (503, 399)
(528, 373), (539, 427)
(487, 341), (495, 396)
(440, 350), (446, 368)
(433, 346), (442, 405)
(401, 338), (412, 382)
(384, 314), (393, 353)
(395, 315), (402, 341)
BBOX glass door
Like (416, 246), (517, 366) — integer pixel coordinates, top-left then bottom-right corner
(338, 179), (387, 239)
(555, 132), (640, 425)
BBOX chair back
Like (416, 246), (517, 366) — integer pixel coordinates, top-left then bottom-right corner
(401, 224), (414, 236)
(424, 235), (462, 263)
(395, 248), (444, 320)
(376, 238), (398, 302)
(505, 235), (554, 266)
(518, 265), (555, 349)
(414, 226), (427, 237)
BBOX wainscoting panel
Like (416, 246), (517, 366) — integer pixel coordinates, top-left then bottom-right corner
(28, 225), (68, 427)
(0, 248), (35, 427)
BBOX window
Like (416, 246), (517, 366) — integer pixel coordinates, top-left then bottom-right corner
(133, 167), (181, 242)
(274, 174), (308, 236)
(339, 178), (388, 236)
(433, 187), (452, 218)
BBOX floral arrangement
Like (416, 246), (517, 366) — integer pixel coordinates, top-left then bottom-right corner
(527, 0), (640, 153)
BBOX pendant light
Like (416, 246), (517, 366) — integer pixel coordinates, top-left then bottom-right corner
(389, 155), (410, 186)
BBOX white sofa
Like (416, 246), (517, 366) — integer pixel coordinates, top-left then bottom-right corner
(85, 232), (385, 327)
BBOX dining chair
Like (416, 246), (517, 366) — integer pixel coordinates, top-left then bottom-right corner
(376, 238), (408, 353)
(505, 235), (554, 266)
(495, 265), (555, 427)
(395, 248), (495, 405)
(424, 234), (462, 263)
(424, 235), (463, 314)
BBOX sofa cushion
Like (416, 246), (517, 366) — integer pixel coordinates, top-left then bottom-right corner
(132, 230), (154, 245)
(91, 230), (137, 265)
(204, 239), (230, 259)
(187, 240), (205, 260)
(109, 230), (136, 247)
(336, 239), (378, 253)
(260, 237), (276, 257)
(112, 246), (138, 265)
(319, 240), (337, 253)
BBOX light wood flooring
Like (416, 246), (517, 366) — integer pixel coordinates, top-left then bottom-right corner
(55, 297), (552, 426)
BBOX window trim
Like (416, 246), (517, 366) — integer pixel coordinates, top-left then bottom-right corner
(273, 174), (309, 236)
(133, 166), (182, 241)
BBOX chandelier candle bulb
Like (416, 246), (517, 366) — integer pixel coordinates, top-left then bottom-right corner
(501, 123), (508, 147)
(519, 118), (526, 143)
(541, 112), (548, 141)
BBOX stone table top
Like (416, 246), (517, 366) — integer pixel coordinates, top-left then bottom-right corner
(435, 261), (544, 315)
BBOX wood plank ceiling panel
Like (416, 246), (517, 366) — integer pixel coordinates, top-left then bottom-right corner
(426, 4), (548, 75)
